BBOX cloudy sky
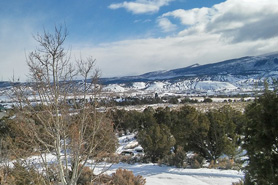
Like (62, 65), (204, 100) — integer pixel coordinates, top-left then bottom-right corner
(0, 0), (277, 81)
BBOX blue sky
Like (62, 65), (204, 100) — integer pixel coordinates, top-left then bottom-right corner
(0, 0), (278, 81)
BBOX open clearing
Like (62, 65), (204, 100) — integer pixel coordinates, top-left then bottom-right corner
(97, 162), (244, 185)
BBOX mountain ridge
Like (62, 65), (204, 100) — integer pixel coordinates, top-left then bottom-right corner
(1, 52), (278, 96)
(101, 52), (278, 85)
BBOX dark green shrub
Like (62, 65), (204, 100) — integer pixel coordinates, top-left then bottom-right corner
(138, 124), (176, 162)
(159, 146), (187, 168)
(244, 89), (278, 184)
(203, 98), (213, 103)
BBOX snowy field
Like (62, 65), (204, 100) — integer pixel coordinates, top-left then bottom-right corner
(94, 162), (244, 185)
(106, 133), (244, 185)
(14, 152), (243, 185)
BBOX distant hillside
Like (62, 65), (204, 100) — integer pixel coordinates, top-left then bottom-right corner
(0, 81), (14, 88)
(101, 52), (278, 84)
(1, 52), (278, 96)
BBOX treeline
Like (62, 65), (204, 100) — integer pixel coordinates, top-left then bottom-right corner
(110, 105), (245, 164)
(98, 95), (252, 107)
(110, 88), (278, 184)
(98, 95), (180, 107)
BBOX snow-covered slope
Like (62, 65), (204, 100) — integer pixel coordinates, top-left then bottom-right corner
(103, 84), (126, 92)
(100, 52), (278, 95)
(1, 52), (278, 96)
(145, 82), (168, 92)
(132, 82), (147, 90)
(194, 81), (237, 91)
(102, 52), (278, 83)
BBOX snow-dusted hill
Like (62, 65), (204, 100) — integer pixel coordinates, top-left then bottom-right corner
(1, 53), (278, 97)
(100, 52), (278, 95)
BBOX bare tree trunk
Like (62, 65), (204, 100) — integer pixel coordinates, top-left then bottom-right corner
(11, 25), (117, 185)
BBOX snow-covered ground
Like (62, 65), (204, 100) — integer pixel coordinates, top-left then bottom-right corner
(109, 133), (244, 185)
(99, 162), (244, 185)
(1, 132), (244, 185)
(16, 151), (244, 185)
(194, 81), (237, 91)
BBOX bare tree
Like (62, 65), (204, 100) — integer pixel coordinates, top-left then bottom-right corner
(12, 26), (117, 185)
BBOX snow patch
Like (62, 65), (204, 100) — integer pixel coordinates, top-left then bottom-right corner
(146, 82), (168, 92)
(195, 81), (237, 91)
(103, 84), (126, 92)
(133, 82), (146, 90)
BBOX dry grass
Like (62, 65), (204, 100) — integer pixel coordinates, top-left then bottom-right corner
(186, 102), (250, 113)
(114, 101), (251, 113)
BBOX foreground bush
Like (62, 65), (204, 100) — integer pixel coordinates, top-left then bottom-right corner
(0, 163), (146, 185)
(76, 166), (146, 185)
(111, 168), (146, 185)
(159, 146), (187, 168)
(187, 154), (205, 169)
(232, 180), (244, 185)
(0, 162), (46, 185)
(208, 158), (242, 170)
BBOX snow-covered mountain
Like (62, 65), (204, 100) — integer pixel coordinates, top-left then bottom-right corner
(101, 52), (278, 95)
(1, 52), (278, 98)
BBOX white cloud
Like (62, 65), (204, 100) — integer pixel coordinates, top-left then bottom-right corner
(73, 34), (278, 78)
(38, 0), (278, 79)
(80, 0), (278, 78)
(2, 0), (278, 81)
(157, 17), (177, 32)
(162, 8), (209, 25)
(109, 0), (174, 14)
(160, 0), (278, 42)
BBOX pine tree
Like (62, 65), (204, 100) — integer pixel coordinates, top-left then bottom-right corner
(140, 107), (157, 129)
(138, 123), (175, 162)
(170, 105), (199, 150)
(206, 110), (237, 162)
(244, 89), (278, 184)
(154, 107), (172, 127)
